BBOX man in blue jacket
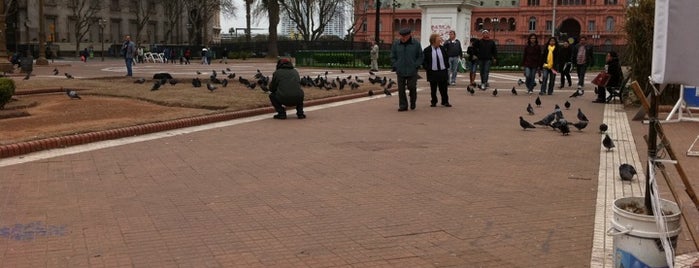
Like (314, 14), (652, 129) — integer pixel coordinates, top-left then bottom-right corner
(390, 28), (424, 111)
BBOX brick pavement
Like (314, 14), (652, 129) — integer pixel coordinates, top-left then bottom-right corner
(1, 59), (698, 267)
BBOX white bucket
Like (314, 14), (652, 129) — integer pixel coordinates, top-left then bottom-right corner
(608, 196), (682, 268)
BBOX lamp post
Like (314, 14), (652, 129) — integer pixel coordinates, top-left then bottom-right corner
(98, 19), (106, 61)
(391, 0), (401, 41)
(492, 17), (499, 38)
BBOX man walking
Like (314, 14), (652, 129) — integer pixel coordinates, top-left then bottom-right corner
(122, 35), (135, 77)
(573, 36), (594, 90)
(476, 30), (497, 90)
(444, 30), (463, 85)
(390, 28), (424, 111)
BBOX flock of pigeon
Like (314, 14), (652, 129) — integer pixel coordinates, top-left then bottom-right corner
(506, 82), (638, 182)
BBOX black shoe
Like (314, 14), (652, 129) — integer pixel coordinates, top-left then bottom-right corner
(273, 114), (287, 119)
(430, 103), (437, 107)
(442, 103), (452, 107)
(297, 114), (306, 119)
(558, 85), (564, 89)
(398, 108), (408, 111)
(410, 103), (416, 110)
(592, 99), (606, 103)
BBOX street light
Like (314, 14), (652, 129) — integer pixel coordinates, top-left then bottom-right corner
(492, 17), (499, 38)
(98, 18), (106, 61)
(391, 0), (401, 41)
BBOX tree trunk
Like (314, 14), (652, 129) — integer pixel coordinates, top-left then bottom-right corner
(266, 0), (280, 58)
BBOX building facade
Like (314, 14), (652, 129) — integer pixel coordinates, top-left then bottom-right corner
(5, 0), (221, 55)
(354, 0), (626, 46)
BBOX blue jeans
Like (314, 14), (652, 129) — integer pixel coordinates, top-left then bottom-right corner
(125, 58), (133, 76)
(540, 69), (556, 94)
(576, 64), (588, 87)
(524, 67), (537, 92)
(448, 56), (459, 84)
(479, 59), (492, 85)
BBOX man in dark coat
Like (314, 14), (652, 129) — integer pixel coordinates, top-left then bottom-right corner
(423, 33), (451, 107)
(476, 30), (497, 89)
(269, 58), (305, 119)
(390, 28), (424, 111)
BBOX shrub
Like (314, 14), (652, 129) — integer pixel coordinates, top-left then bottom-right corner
(0, 78), (16, 109)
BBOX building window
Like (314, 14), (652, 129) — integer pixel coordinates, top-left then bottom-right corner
(495, 1), (500, 5)
(528, 17), (536, 31)
(545, 20), (552, 31)
(508, 18), (516, 31)
(476, 18), (484, 31)
(588, 20), (596, 32)
(512, 1), (516, 5)
(604, 0), (618, 4)
(362, 20), (367, 32)
(528, 0), (540, 6)
(605, 16), (614, 31)
(110, 0), (120, 11)
(559, 0), (586, 4)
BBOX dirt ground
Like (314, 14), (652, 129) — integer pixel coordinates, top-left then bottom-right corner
(0, 93), (209, 145)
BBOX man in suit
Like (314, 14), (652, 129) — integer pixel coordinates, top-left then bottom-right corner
(423, 33), (451, 107)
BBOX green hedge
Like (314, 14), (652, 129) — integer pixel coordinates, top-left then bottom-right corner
(0, 78), (16, 109)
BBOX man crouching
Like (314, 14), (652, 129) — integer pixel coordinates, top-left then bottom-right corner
(269, 58), (306, 119)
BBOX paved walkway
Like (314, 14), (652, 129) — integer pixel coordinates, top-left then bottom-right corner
(1, 59), (698, 267)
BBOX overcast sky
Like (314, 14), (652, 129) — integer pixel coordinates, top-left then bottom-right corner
(220, 0), (270, 34)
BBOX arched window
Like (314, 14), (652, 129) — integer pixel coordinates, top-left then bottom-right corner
(605, 16), (614, 32)
(508, 18), (516, 31)
(475, 18), (484, 31)
(528, 17), (537, 31)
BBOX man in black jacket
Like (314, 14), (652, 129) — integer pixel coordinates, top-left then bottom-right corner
(476, 30), (497, 90)
(269, 58), (306, 119)
(573, 36), (594, 90)
(444, 30), (463, 85)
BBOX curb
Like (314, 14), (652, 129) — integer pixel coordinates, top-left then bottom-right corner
(0, 90), (374, 159)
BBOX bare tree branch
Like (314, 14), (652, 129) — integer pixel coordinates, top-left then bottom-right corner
(67, 0), (101, 56)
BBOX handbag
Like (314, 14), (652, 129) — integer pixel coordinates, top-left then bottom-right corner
(592, 71), (611, 86)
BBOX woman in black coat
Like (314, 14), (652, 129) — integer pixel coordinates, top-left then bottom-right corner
(594, 51), (622, 103)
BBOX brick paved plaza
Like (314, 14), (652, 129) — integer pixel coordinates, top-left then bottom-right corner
(1, 58), (698, 267)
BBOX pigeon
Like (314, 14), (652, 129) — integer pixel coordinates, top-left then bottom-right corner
(196, 71), (201, 75)
(368, 90), (374, 96)
(619, 164), (637, 181)
(577, 108), (589, 122)
(564, 100), (571, 110)
(527, 103), (535, 115)
(65, 89), (81, 99)
(571, 121), (588, 131)
(369, 70), (375, 76)
(569, 89), (583, 98)
(466, 86), (475, 95)
(226, 67), (231, 72)
(222, 79), (228, 87)
(557, 119), (571, 135)
(134, 78), (146, 84)
(168, 79), (178, 86)
(65, 73), (74, 79)
(383, 88), (392, 96)
(511, 87), (517, 95)
(492, 88), (498, 97)
(206, 83), (217, 92)
(599, 123), (608, 133)
(151, 81), (161, 91)
(519, 116), (536, 130)
(603, 134), (615, 151)
(341, 69), (345, 73)
(535, 96), (541, 107)
(534, 112), (556, 126)
(221, 70), (227, 75)
(53, 68), (59, 75)
(192, 78), (202, 87)
(227, 73), (236, 79)
(517, 79), (524, 86)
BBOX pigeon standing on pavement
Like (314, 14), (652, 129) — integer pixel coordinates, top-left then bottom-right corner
(519, 116), (536, 130)
(65, 73), (74, 79)
(535, 96), (542, 107)
(492, 88), (498, 97)
(527, 103), (535, 115)
(599, 123), (608, 133)
(466, 86), (475, 95)
(53, 68), (59, 75)
(577, 108), (589, 122)
(619, 164), (637, 181)
(564, 100), (571, 110)
(206, 83), (217, 92)
(511, 87), (517, 95)
(151, 81), (161, 91)
(368, 90), (374, 96)
(571, 121), (588, 131)
(66, 89), (81, 99)
(134, 78), (146, 84)
(603, 134), (615, 151)
(383, 88), (392, 96)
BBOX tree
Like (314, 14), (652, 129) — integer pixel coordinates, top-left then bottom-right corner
(132, 0), (157, 44)
(252, 0), (281, 58)
(162, 0), (186, 44)
(66, 0), (102, 57)
(245, 0), (253, 42)
(624, 0), (654, 95)
(184, 0), (236, 46)
(279, 0), (351, 41)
